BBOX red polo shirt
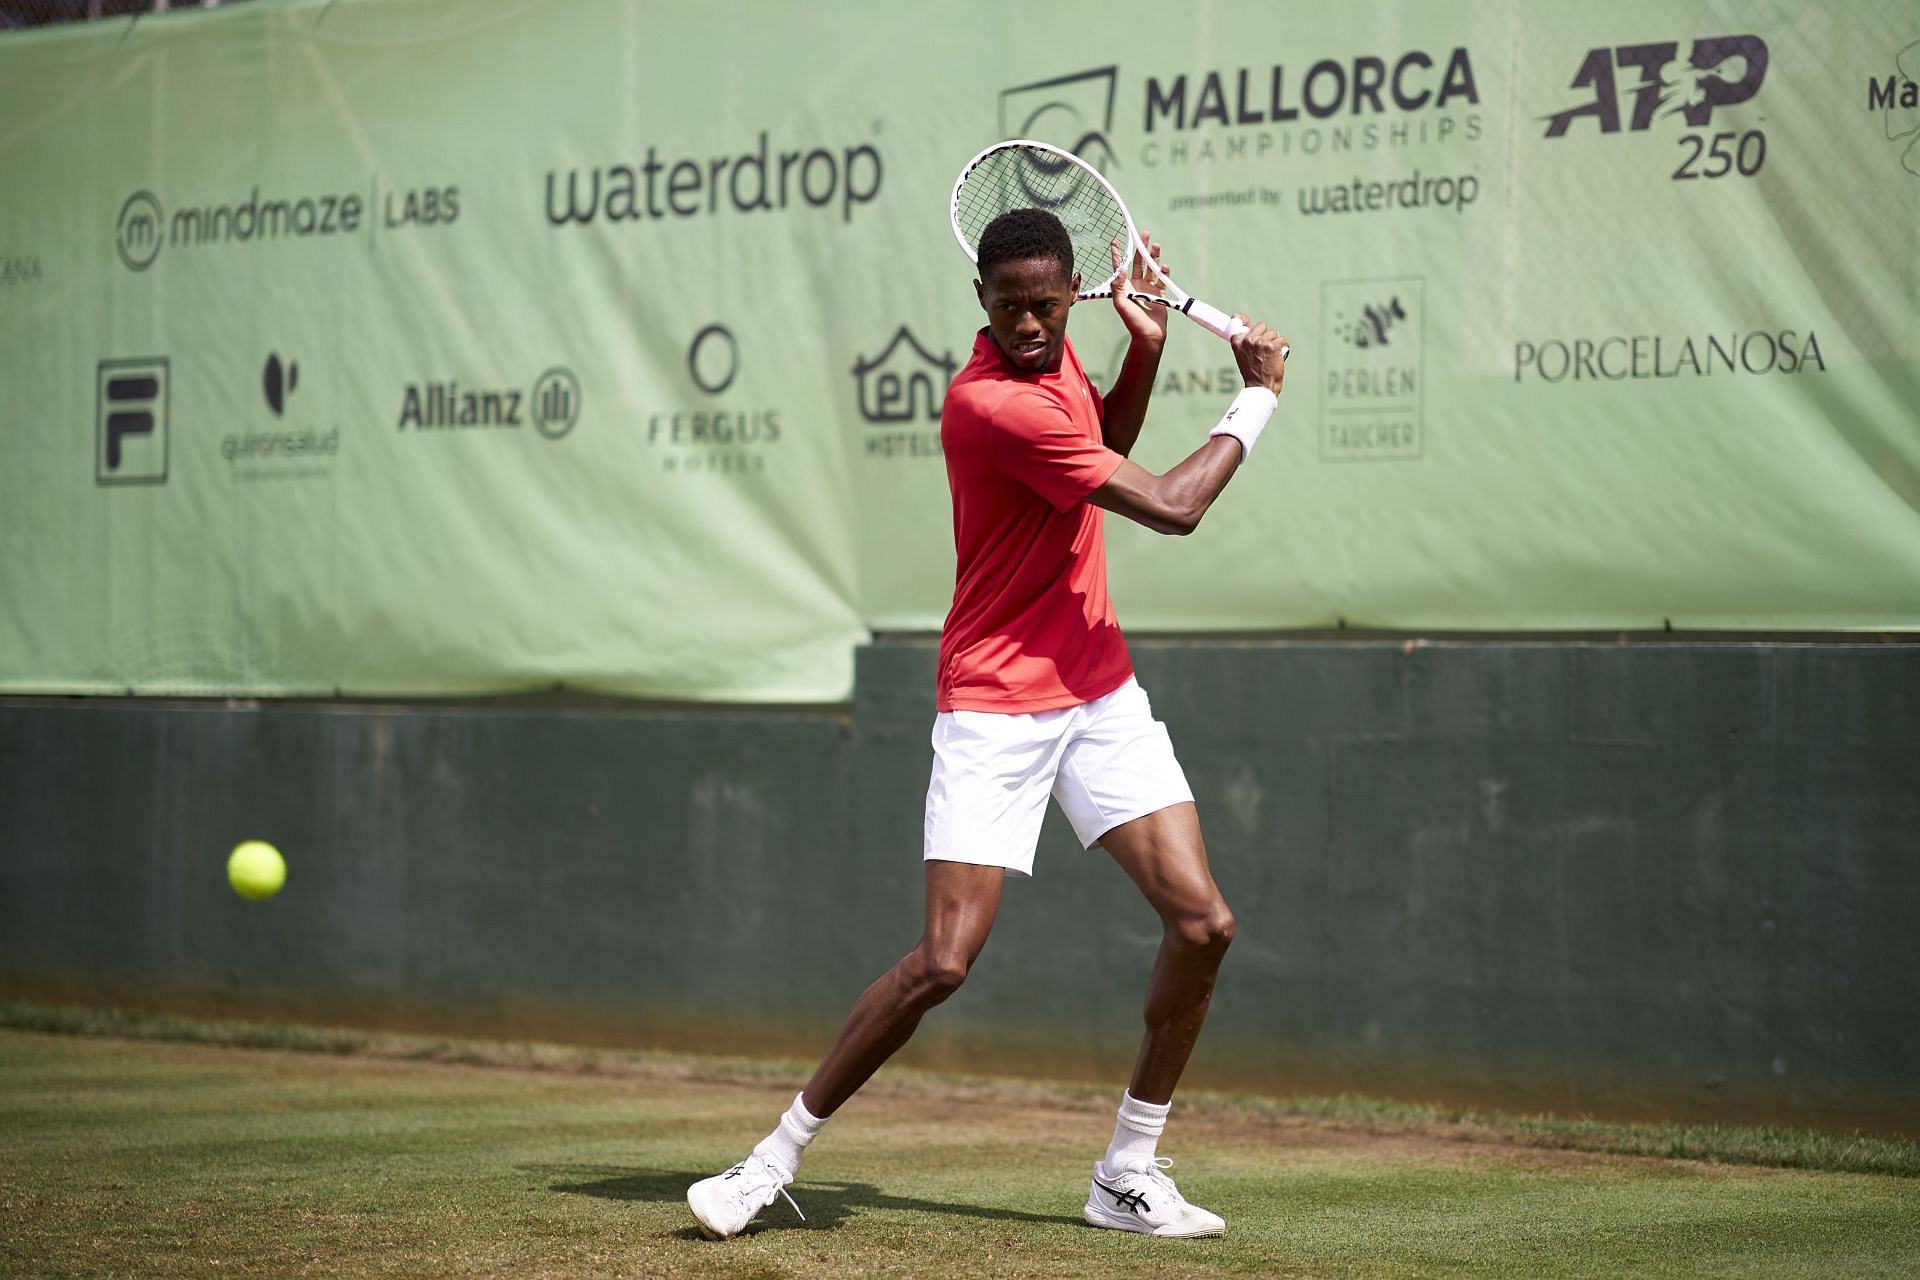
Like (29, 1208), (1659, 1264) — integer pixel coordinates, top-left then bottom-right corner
(936, 330), (1133, 713)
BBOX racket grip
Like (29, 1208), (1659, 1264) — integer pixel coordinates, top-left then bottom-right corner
(1183, 298), (1248, 340)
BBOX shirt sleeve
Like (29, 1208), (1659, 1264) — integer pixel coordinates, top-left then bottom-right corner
(987, 390), (1125, 512)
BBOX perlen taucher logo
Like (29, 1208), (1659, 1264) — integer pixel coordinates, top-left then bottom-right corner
(1319, 277), (1424, 462)
(116, 191), (164, 272)
(96, 357), (170, 485)
(532, 367), (581, 440)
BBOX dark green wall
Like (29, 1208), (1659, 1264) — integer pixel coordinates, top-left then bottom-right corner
(3, 641), (1916, 1136)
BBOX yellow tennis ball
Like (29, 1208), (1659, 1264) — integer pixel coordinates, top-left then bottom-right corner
(227, 840), (286, 901)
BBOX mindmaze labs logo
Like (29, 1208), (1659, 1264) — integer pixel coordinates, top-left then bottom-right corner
(95, 357), (170, 486)
(644, 324), (779, 474)
(1003, 51), (1484, 219)
(223, 352), (341, 481)
(852, 326), (954, 460)
(1540, 35), (1770, 181)
(1870, 38), (1920, 177)
(1319, 279), (1424, 462)
(397, 366), (581, 441)
(113, 178), (459, 272)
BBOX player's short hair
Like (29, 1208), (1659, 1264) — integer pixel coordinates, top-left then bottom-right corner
(976, 208), (1074, 284)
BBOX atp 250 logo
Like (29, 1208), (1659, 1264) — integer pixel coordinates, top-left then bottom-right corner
(1541, 35), (1769, 182)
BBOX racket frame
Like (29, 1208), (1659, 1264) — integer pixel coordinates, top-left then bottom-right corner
(949, 138), (1249, 340)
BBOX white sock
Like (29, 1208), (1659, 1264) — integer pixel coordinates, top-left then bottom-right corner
(752, 1092), (826, 1176)
(1104, 1091), (1171, 1172)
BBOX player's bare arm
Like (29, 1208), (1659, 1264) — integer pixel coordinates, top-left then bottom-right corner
(1090, 321), (1289, 535)
(1099, 231), (1171, 458)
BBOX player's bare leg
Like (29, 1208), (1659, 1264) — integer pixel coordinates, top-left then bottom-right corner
(1099, 801), (1235, 1103)
(801, 859), (1005, 1115)
(689, 860), (1003, 1238)
(1082, 801), (1233, 1237)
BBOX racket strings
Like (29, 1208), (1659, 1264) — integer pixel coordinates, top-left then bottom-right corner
(954, 146), (1130, 287)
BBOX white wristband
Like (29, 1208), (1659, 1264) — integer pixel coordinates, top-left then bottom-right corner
(1207, 386), (1278, 463)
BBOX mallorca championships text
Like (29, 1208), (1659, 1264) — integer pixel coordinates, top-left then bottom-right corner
(547, 132), (883, 225)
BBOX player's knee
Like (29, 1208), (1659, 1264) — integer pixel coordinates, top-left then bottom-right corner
(1175, 902), (1235, 953)
(907, 946), (974, 1002)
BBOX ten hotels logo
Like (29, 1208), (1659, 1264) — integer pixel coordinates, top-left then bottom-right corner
(852, 327), (953, 423)
(853, 326), (953, 461)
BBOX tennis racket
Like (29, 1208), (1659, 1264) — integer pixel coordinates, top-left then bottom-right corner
(951, 138), (1281, 355)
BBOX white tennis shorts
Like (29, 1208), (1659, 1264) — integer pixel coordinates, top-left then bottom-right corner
(923, 677), (1194, 877)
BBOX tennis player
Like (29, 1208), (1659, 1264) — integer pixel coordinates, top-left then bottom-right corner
(689, 208), (1288, 1240)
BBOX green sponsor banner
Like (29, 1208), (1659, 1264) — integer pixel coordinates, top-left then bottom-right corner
(2, 0), (1916, 701)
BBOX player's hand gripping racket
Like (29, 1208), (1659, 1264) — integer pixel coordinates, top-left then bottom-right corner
(951, 139), (1284, 357)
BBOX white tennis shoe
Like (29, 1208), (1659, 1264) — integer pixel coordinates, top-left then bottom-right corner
(686, 1152), (805, 1240)
(1083, 1156), (1226, 1238)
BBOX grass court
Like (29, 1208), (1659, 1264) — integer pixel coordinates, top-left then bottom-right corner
(3, 1007), (1917, 1278)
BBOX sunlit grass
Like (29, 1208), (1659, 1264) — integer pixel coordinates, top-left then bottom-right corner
(3, 1006), (1918, 1278)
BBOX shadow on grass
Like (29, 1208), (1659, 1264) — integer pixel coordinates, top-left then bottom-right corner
(534, 1165), (1086, 1236)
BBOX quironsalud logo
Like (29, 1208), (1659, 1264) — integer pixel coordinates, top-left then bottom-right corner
(1872, 38), (1920, 176)
(263, 352), (299, 416)
(224, 352), (338, 480)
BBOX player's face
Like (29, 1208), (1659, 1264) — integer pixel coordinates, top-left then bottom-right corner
(976, 257), (1079, 374)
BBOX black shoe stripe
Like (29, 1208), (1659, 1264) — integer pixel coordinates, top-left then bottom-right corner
(1093, 1177), (1151, 1214)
